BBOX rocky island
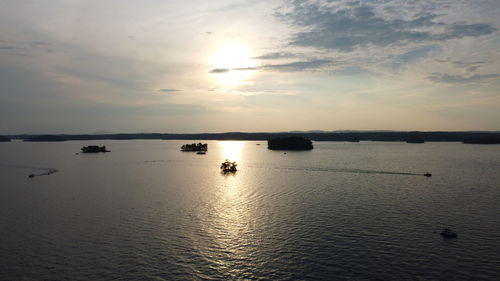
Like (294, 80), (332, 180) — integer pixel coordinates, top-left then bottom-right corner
(267, 136), (314, 150)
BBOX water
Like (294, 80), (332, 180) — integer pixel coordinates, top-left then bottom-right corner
(1, 140), (499, 280)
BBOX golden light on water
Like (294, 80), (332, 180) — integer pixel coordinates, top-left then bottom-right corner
(219, 141), (244, 162)
(210, 43), (255, 87)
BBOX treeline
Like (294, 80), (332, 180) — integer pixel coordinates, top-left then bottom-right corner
(8, 131), (500, 144)
(0, 136), (11, 142)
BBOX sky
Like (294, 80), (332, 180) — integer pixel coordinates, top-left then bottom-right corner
(1, 0), (499, 134)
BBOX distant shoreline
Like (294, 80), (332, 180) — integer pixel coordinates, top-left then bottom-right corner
(2, 131), (500, 144)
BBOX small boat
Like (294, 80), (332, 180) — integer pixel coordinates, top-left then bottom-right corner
(196, 151), (206, 155)
(28, 174), (35, 178)
(424, 172), (432, 177)
(440, 228), (457, 238)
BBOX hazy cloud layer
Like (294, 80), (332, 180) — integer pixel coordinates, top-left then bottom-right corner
(209, 59), (332, 73)
(428, 73), (500, 84)
(252, 52), (299, 60)
(159, 88), (180, 93)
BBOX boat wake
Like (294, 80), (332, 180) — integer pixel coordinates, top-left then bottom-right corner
(274, 165), (430, 177)
(0, 164), (59, 178)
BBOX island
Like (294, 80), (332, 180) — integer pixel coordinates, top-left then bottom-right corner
(0, 136), (11, 142)
(267, 136), (313, 150)
(81, 145), (110, 153)
(181, 143), (208, 152)
(220, 160), (237, 173)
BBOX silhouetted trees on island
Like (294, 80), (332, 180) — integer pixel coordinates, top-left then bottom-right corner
(268, 136), (314, 150)
(220, 160), (237, 173)
(180, 143), (208, 152)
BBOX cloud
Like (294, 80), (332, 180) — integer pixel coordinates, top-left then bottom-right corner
(209, 68), (230, 73)
(252, 52), (299, 60)
(333, 66), (375, 76)
(398, 45), (440, 63)
(0, 46), (22, 50)
(466, 66), (480, 73)
(262, 59), (332, 71)
(208, 59), (332, 73)
(159, 88), (180, 93)
(441, 23), (496, 40)
(278, 1), (497, 52)
(428, 73), (499, 84)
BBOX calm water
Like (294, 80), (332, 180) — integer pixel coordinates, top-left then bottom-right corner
(1, 140), (499, 280)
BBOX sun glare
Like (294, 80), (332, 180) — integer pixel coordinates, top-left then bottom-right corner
(219, 141), (244, 162)
(210, 44), (255, 86)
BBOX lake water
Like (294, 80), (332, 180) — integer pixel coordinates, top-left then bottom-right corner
(1, 140), (499, 280)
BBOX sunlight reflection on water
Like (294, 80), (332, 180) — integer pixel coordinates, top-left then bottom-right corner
(218, 141), (244, 162)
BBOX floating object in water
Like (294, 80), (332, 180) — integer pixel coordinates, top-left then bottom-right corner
(220, 160), (237, 173)
(196, 151), (206, 155)
(440, 228), (457, 238)
(424, 172), (432, 177)
(28, 174), (35, 178)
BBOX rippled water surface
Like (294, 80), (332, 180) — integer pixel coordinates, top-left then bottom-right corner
(1, 140), (499, 280)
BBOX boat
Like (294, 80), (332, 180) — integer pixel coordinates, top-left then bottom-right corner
(440, 228), (457, 238)
(28, 174), (35, 178)
(424, 172), (432, 177)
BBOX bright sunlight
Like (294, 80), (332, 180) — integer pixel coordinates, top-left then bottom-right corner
(210, 43), (255, 87)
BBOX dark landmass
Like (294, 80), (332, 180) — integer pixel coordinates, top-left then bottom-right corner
(0, 136), (11, 142)
(463, 137), (500, 144)
(268, 136), (314, 150)
(406, 138), (425, 143)
(181, 143), (208, 152)
(11, 131), (500, 144)
(81, 145), (110, 153)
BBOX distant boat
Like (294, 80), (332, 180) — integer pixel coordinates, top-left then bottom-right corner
(424, 172), (432, 177)
(28, 174), (35, 178)
(196, 151), (206, 155)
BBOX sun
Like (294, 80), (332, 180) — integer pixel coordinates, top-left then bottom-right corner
(210, 43), (255, 86)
